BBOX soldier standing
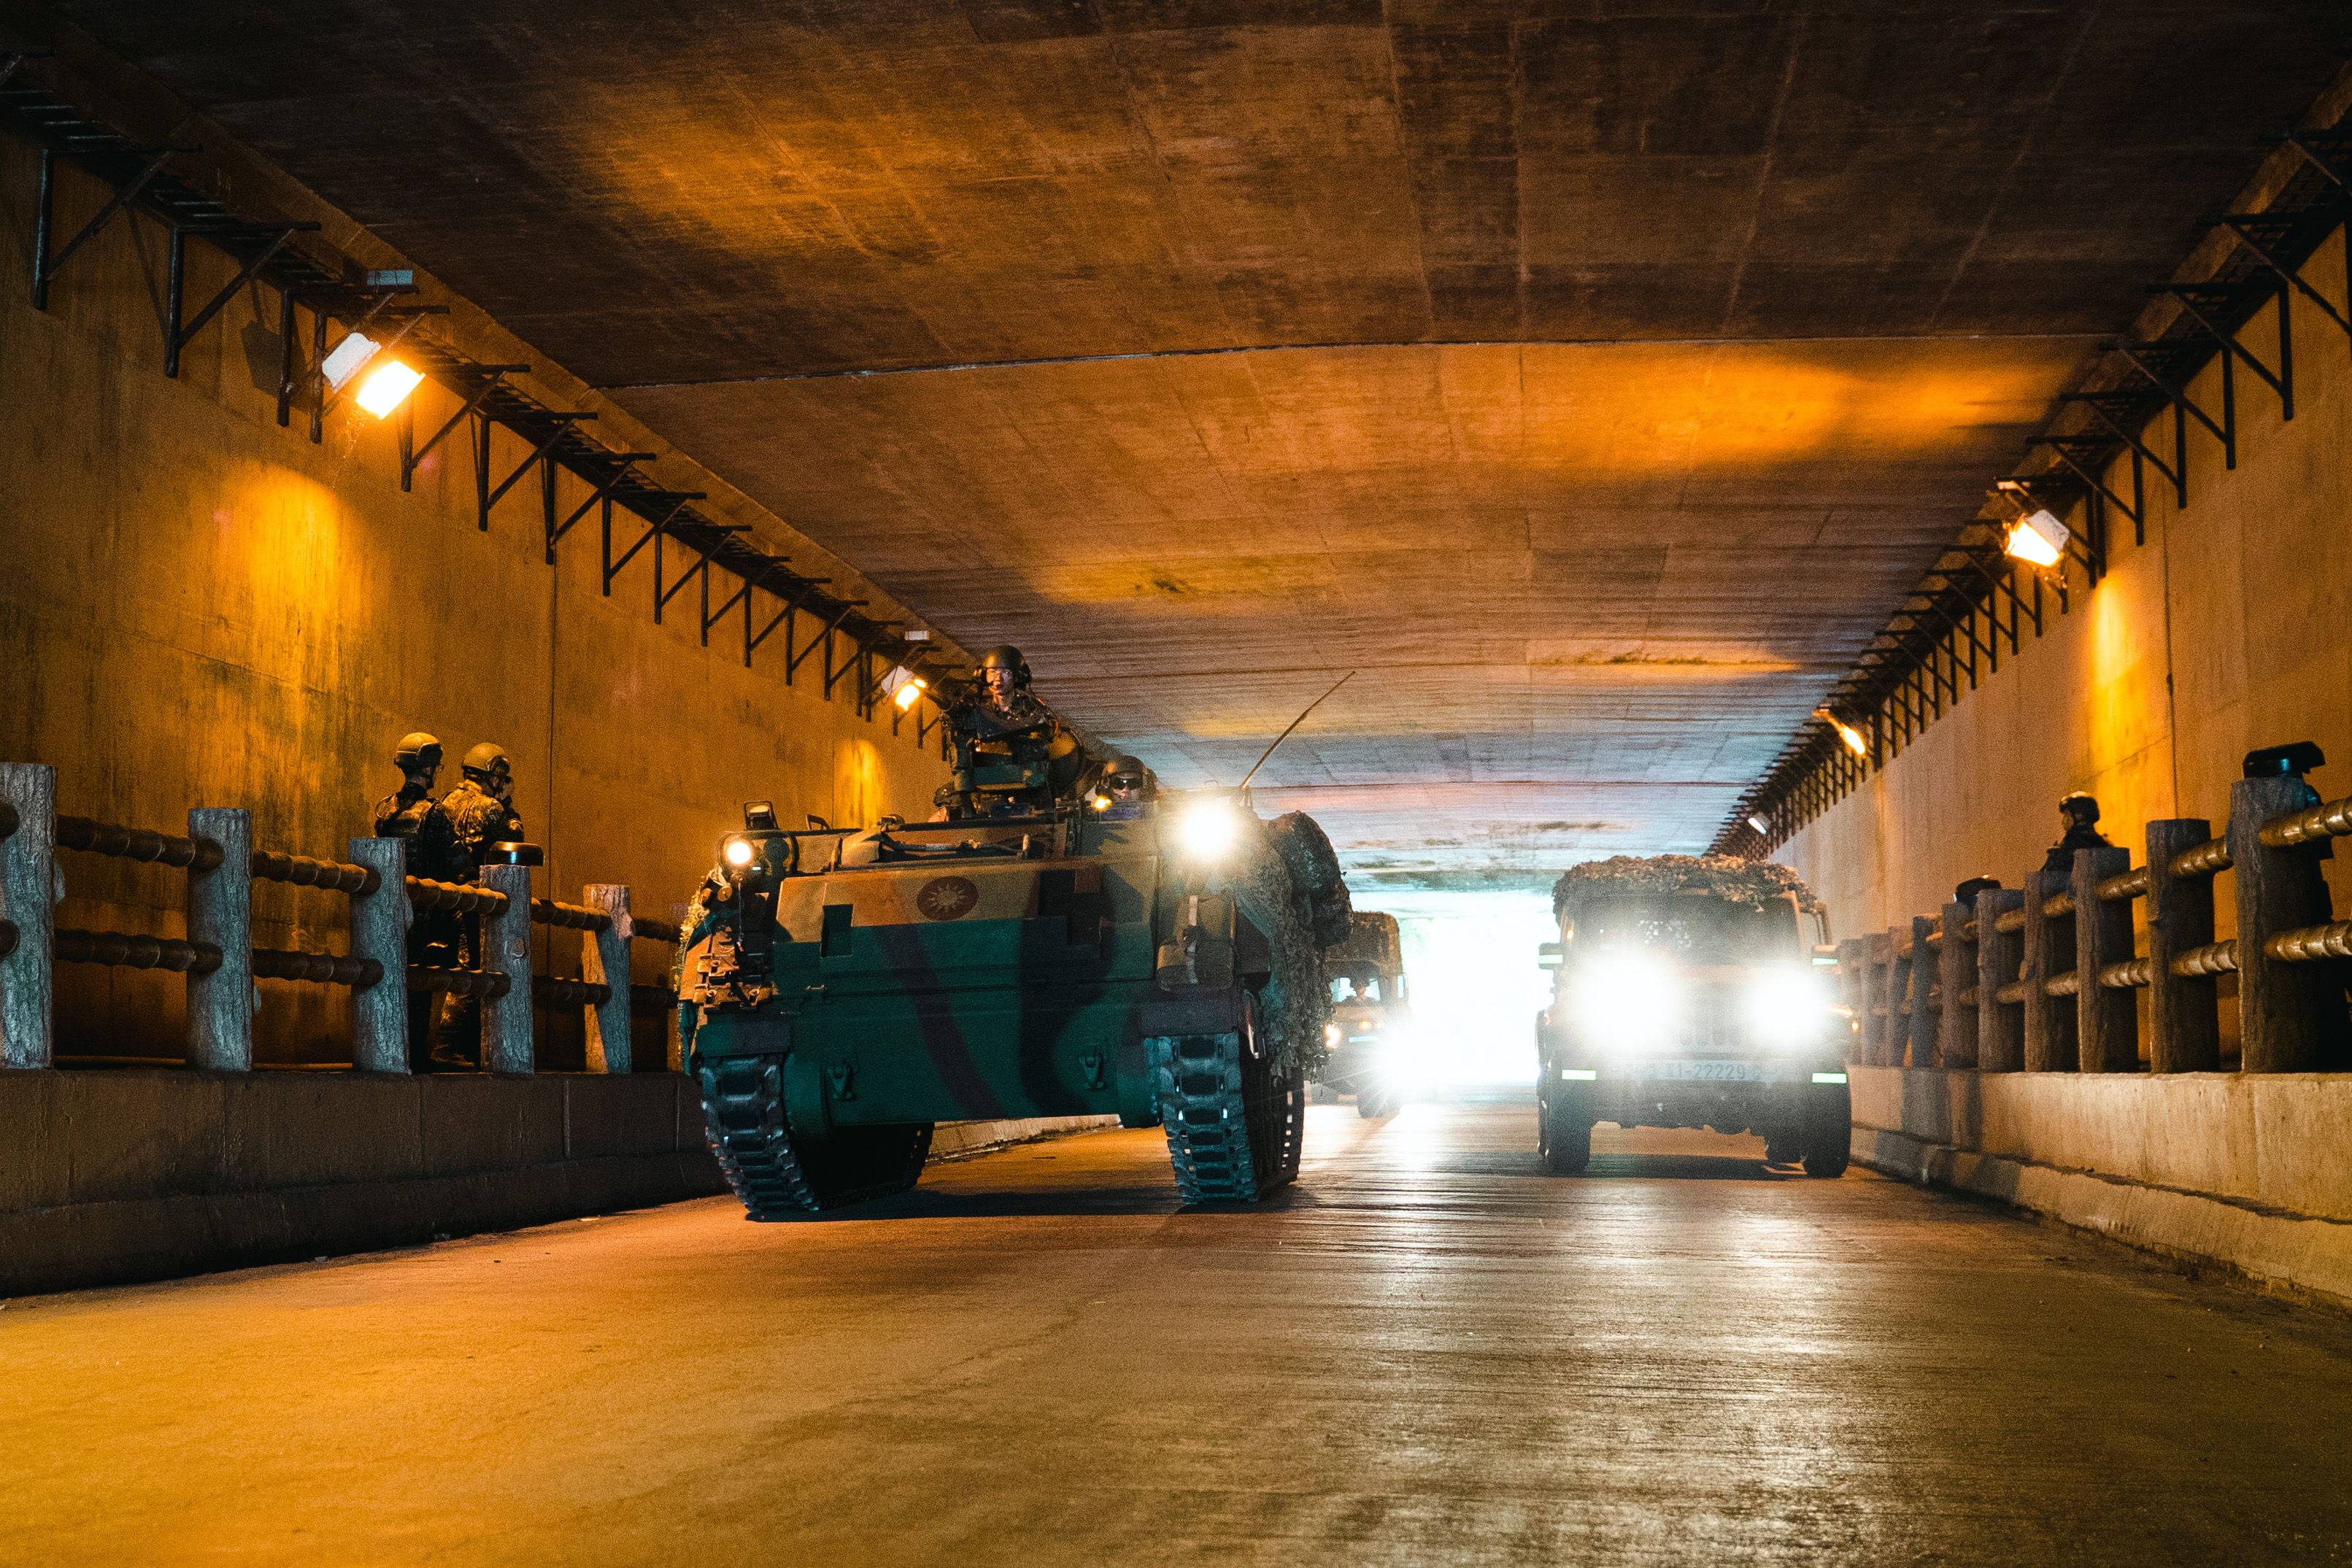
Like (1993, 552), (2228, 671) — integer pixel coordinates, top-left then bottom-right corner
(2040, 792), (2113, 876)
(371, 733), (466, 1071)
(430, 744), (527, 1070)
(936, 646), (1090, 819)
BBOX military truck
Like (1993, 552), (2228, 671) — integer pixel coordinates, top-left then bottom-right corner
(676, 792), (1352, 1214)
(1321, 911), (1412, 1116)
(1534, 854), (1848, 1177)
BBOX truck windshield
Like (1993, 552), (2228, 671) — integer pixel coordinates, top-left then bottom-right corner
(1567, 896), (1797, 964)
(1328, 968), (1384, 1005)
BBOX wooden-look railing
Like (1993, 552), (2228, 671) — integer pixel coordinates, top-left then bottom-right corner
(1839, 765), (2350, 1075)
(0, 762), (682, 1075)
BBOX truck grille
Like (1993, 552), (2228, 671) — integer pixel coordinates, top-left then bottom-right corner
(1672, 985), (1746, 1054)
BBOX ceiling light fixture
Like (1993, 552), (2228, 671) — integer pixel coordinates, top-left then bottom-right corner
(1746, 814), (1770, 835)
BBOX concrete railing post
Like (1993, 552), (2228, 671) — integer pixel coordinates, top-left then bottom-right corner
(480, 862), (535, 1074)
(2145, 818), (2218, 1074)
(2229, 776), (2344, 1073)
(349, 838), (409, 1073)
(582, 883), (633, 1073)
(1908, 915), (1939, 1067)
(1835, 937), (1866, 1062)
(1865, 930), (1894, 1065)
(2073, 846), (2136, 1073)
(186, 807), (253, 1071)
(0, 762), (56, 1069)
(1975, 888), (2025, 1072)
(1937, 900), (1978, 1067)
(1882, 927), (1910, 1067)
(2021, 869), (2076, 1073)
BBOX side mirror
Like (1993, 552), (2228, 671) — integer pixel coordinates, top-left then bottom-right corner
(1537, 941), (1564, 970)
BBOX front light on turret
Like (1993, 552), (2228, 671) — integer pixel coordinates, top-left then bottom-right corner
(723, 838), (755, 868)
(1178, 801), (1237, 859)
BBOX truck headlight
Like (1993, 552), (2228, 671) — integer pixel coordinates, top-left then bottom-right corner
(1745, 968), (1832, 1048)
(1568, 954), (1680, 1040)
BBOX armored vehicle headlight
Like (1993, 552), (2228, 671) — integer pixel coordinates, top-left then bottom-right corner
(723, 837), (756, 868)
(1744, 968), (1831, 1048)
(1179, 802), (1237, 860)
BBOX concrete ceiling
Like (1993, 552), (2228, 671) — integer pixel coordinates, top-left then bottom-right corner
(55, 0), (2348, 887)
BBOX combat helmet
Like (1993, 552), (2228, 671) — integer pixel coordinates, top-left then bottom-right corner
(977, 645), (1030, 688)
(463, 742), (512, 784)
(2058, 791), (2099, 823)
(395, 732), (444, 771)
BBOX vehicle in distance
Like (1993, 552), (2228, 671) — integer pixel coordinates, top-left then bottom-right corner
(1535, 854), (1848, 1177)
(1321, 911), (1411, 1117)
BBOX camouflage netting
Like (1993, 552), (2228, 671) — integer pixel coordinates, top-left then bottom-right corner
(1211, 811), (1333, 1081)
(1552, 854), (1823, 920)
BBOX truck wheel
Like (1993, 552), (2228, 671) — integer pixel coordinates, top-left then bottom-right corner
(1802, 1081), (1852, 1178)
(1356, 1084), (1388, 1119)
(1540, 1083), (1592, 1175)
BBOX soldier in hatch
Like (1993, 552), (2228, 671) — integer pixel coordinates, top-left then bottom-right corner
(2039, 792), (2114, 877)
(371, 733), (466, 1070)
(429, 744), (528, 1070)
(934, 646), (1090, 819)
(1095, 755), (1154, 821)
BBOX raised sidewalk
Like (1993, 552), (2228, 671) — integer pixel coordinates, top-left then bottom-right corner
(1848, 1065), (2352, 1310)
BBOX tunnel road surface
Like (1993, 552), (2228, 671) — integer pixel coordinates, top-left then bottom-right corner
(5, 1103), (2351, 1566)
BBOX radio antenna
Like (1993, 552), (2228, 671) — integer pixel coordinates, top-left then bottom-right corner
(1238, 671), (1356, 790)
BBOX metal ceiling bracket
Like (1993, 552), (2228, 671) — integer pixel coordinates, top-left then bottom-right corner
(31, 142), (195, 309)
(544, 453), (657, 561)
(163, 222), (319, 377)
(479, 414), (596, 530)
(2108, 340), (2232, 472)
(401, 365), (528, 489)
(2159, 281), (2293, 421)
(601, 497), (705, 594)
(746, 579), (833, 668)
(2054, 395), (2183, 509)
(2213, 213), (2352, 344)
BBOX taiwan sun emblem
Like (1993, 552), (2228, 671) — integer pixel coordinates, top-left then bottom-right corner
(916, 876), (981, 922)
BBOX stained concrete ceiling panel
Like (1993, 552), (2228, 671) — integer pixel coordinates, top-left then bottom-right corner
(49, 0), (2348, 882)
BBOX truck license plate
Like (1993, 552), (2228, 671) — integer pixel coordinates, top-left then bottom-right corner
(1635, 1059), (1762, 1082)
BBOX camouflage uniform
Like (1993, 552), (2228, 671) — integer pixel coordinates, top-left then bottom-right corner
(372, 777), (467, 1072)
(429, 776), (527, 1069)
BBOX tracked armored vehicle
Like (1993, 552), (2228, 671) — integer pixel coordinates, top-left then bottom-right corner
(676, 794), (1351, 1214)
(1535, 854), (1848, 1177)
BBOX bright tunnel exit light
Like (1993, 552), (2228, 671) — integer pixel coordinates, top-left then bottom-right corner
(355, 360), (424, 418)
(2005, 508), (2068, 567)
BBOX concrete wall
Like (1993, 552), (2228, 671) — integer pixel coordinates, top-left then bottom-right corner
(0, 1067), (1125, 1295)
(1778, 224), (2352, 959)
(0, 129), (952, 1066)
(1849, 1065), (2352, 1311)
(0, 1070), (727, 1294)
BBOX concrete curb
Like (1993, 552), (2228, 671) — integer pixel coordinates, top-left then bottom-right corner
(1852, 1126), (2352, 1313)
(928, 1115), (1122, 1161)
